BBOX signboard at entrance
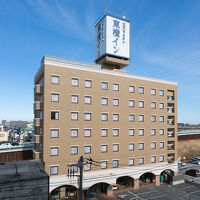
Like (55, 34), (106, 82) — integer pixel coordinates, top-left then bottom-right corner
(95, 14), (130, 60)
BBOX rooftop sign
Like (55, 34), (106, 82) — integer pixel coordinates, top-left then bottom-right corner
(95, 14), (130, 61)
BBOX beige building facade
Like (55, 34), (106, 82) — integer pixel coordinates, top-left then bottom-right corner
(34, 55), (177, 196)
(0, 125), (8, 142)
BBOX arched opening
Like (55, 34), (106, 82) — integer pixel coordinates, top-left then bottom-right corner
(139, 172), (156, 189)
(50, 185), (78, 200)
(116, 176), (134, 189)
(86, 182), (110, 199)
(50, 188), (60, 200)
(160, 169), (174, 184)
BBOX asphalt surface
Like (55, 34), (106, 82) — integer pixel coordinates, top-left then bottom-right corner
(115, 183), (200, 200)
(115, 163), (200, 200)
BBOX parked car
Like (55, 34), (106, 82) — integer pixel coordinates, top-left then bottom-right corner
(185, 169), (200, 177)
(189, 158), (200, 165)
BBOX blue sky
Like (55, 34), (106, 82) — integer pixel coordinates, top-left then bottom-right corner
(0, 0), (200, 124)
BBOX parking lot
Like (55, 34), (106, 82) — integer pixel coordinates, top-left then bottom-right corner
(115, 183), (200, 200)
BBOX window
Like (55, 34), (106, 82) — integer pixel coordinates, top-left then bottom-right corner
(159, 129), (164, 135)
(151, 156), (156, 163)
(139, 87), (144, 94)
(151, 129), (156, 136)
(139, 143), (144, 150)
(113, 83), (119, 91)
(51, 111), (59, 120)
(51, 93), (59, 102)
(50, 147), (59, 156)
(113, 160), (119, 168)
(151, 102), (156, 109)
(159, 142), (164, 149)
(84, 129), (91, 137)
(84, 146), (91, 154)
(101, 145), (108, 153)
(84, 113), (92, 121)
(51, 75), (59, 84)
(139, 129), (144, 136)
(101, 113), (108, 121)
(129, 114), (135, 122)
(151, 115), (156, 122)
(101, 129), (108, 137)
(50, 129), (59, 138)
(71, 78), (79, 86)
(129, 143), (134, 151)
(113, 114), (119, 121)
(129, 100), (134, 107)
(139, 157), (144, 165)
(101, 161), (107, 169)
(102, 82), (108, 90)
(129, 129), (134, 136)
(71, 112), (78, 120)
(84, 163), (91, 171)
(139, 101), (144, 108)
(151, 89), (156, 95)
(151, 142), (156, 149)
(85, 96), (92, 104)
(69, 164), (78, 173)
(71, 95), (78, 104)
(113, 144), (119, 152)
(129, 85), (135, 93)
(50, 166), (58, 175)
(160, 90), (164, 96)
(160, 155), (164, 162)
(113, 129), (119, 136)
(70, 146), (78, 155)
(85, 80), (92, 88)
(160, 116), (164, 122)
(139, 115), (144, 122)
(101, 98), (108, 105)
(113, 98), (119, 106)
(159, 103), (164, 109)
(71, 129), (78, 138)
(129, 158), (134, 166)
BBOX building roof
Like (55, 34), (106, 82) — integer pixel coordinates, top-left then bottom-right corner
(36, 55), (177, 86)
(0, 160), (48, 184)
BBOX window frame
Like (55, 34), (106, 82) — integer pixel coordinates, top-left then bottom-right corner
(51, 75), (60, 84)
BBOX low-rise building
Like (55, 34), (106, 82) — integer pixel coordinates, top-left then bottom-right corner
(0, 125), (8, 142)
(0, 160), (49, 200)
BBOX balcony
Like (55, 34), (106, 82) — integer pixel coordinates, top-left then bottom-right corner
(35, 127), (43, 135)
(167, 90), (175, 101)
(34, 135), (43, 143)
(34, 84), (43, 95)
(34, 118), (43, 126)
(167, 141), (175, 151)
(167, 103), (175, 113)
(34, 101), (43, 110)
(167, 128), (175, 137)
(167, 116), (175, 126)
(168, 153), (175, 163)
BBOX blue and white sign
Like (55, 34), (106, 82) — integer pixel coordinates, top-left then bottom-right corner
(95, 14), (130, 60)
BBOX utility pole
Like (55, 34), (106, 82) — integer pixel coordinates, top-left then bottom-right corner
(78, 156), (84, 200)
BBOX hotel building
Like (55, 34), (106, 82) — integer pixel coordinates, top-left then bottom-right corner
(33, 14), (178, 198)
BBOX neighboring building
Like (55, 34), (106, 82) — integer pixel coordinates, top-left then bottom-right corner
(34, 13), (177, 198)
(0, 160), (49, 200)
(9, 120), (29, 129)
(0, 142), (33, 162)
(0, 125), (8, 142)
